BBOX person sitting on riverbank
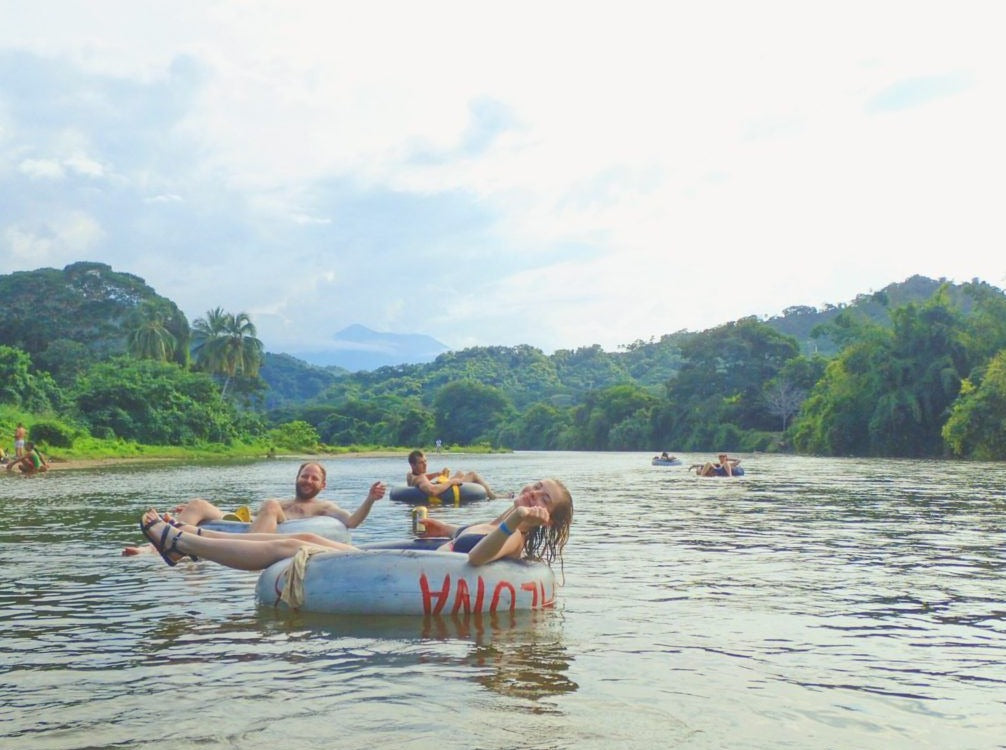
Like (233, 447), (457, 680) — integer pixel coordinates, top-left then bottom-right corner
(139, 478), (572, 570)
(122, 461), (385, 555)
(690, 453), (741, 477)
(5, 441), (48, 475)
(406, 449), (506, 499)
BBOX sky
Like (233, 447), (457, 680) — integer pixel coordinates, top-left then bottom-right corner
(1, 1), (1004, 362)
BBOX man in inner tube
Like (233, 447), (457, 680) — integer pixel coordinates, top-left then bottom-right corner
(406, 449), (503, 499)
(122, 462), (385, 555)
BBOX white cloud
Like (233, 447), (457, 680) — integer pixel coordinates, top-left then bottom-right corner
(4, 211), (104, 264)
(19, 158), (65, 179)
(290, 213), (332, 226)
(18, 153), (106, 180)
(65, 153), (105, 177)
(5, 225), (55, 261)
(1, 1), (1005, 355)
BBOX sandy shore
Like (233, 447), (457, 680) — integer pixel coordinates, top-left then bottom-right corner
(42, 457), (176, 471)
(30, 451), (408, 473)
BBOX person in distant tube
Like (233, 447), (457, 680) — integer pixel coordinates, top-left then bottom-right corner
(691, 453), (740, 476)
(405, 449), (505, 499)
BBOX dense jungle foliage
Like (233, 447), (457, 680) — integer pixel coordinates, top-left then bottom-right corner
(2, 262), (1006, 460)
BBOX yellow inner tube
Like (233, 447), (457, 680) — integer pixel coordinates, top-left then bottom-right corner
(428, 477), (462, 507)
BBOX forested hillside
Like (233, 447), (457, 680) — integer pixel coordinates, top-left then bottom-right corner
(264, 277), (1006, 458)
(763, 274), (981, 355)
(259, 353), (345, 409)
(0, 261), (190, 380)
(2, 262), (1006, 460)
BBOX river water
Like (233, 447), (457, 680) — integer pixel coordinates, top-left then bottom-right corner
(1, 452), (1004, 749)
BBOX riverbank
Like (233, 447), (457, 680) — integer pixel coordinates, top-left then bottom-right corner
(43, 457), (179, 472)
(33, 448), (445, 473)
(5, 441), (498, 474)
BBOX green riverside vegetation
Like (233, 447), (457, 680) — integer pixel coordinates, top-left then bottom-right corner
(3, 262), (1006, 463)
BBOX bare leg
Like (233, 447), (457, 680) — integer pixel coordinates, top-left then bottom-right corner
(165, 514), (336, 546)
(696, 463), (715, 476)
(140, 509), (356, 571)
(172, 497), (226, 525)
(457, 471), (500, 499)
(248, 498), (284, 533)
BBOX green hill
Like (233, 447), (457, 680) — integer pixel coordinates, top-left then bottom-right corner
(1, 262), (997, 413)
(0, 261), (189, 382)
(764, 274), (988, 355)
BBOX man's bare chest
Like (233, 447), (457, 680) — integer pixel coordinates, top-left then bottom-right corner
(280, 501), (319, 519)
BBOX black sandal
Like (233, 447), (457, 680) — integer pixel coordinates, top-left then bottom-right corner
(140, 514), (192, 566)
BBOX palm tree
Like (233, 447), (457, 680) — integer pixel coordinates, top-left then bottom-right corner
(127, 301), (178, 362)
(192, 308), (264, 396)
(191, 307), (229, 372)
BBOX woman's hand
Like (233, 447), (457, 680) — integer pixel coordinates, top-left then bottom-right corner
(512, 505), (551, 530)
(420, 516), (455, 538)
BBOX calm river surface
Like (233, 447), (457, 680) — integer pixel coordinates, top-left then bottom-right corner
(2, 452), (1005, 749)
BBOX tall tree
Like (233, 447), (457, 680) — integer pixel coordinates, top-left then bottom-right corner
(433, 380), (513, 446)
(127, 300), (178, 362)
(763, 379), (806, 432)
(661, 317), (800, 448)
(73, 356), (239, 444)
(942, 350), (1006, 459)
(567, 383), (659, 450)
(191, 308), (264, 397)
(793, 291), (970, 457)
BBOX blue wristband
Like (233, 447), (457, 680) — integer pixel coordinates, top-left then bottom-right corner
(498, 521), (514, 536)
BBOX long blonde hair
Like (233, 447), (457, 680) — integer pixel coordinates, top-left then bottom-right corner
(521, 478), (573, 568)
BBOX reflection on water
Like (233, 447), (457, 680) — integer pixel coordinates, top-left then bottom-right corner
(263, 609), (579, 705)
(3, 453), (1006, 748)
(467, 637), (578, 707)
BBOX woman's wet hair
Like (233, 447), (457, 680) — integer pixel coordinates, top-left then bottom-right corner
(522, 478), (573, 569)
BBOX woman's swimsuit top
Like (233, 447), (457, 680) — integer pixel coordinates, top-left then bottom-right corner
(451, 532), (488, 554)
(450, 523), (526, 555)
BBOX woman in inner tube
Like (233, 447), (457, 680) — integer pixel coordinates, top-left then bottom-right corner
(139, 479), (573, 570)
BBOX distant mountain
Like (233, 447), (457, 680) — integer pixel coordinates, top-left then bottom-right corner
(284, 324), (450, 371)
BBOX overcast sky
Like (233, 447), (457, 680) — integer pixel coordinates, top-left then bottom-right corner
(2, 1), (1004, 360)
